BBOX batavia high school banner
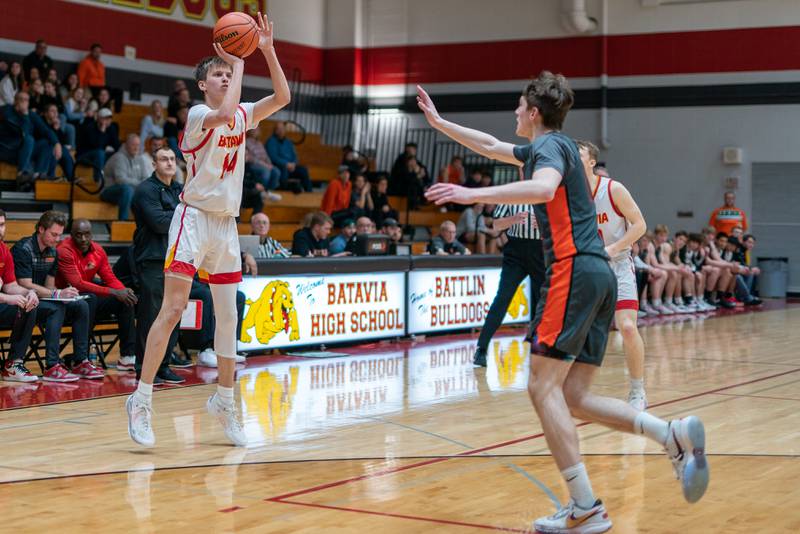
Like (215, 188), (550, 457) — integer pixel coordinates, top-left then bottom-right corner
(237, 272), (406, 351)
(77, 0), (267, 25)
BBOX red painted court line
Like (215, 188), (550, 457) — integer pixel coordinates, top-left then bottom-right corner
(274, 499), (529, 533)
(218, 506), (243, 513)
(713, 392), (800, 403)
(264, 367), (800, 503)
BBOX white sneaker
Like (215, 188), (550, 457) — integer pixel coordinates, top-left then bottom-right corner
(640, 302), (658, 316)
(116, 355), (136, 371)
(266, 191), (282, 202)
(234, 353), (246, 364)
(207, 393), (247, 447)
(126, 394), (155, 447)
(667, 302), (686, 313)
(698, 299), (716, 312)
(198, 348), (217, 368)
(627, 389), (648, 411)
(664, 416), (709, 503)
(655, 303), (674, 315)
(533, 499), (612, 534)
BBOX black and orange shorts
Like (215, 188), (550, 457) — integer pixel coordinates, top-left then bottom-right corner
(527, 254), (617, 366)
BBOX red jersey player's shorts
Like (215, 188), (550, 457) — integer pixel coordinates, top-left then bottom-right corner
(164, 203), (242, 284)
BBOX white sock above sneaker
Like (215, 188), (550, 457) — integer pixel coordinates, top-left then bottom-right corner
(561, 462), (596, 509)
(634, 411), (668, 445)
(630, 378), (644, 392)
(135, 381), (153, 403)
(217, 385), (234, 405)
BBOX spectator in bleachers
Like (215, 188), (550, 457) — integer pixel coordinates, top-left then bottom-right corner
(392, 155), (429, 210)
(23, 40), (54, 83)
(41, 97), (75, 149)
(27, 67), (40, 87)
(77, 107), (120, 181)
(64, 87), (88, 125)
(341, 145), (367, 176)
(355, 216), (374, 236)
(429, 220), (470, 256)
(130, 147), (184, 383)
(0, 208), (40, 383)
(721, 235), (762, 306)
(701, 226), (736, 308)
(167, 87), (191, 119)
(730, 223), (744, 241)
(456, 203), (483, 250)
(91, 87), (113, 112)
(78, 43), (121, 112)
(139, 100), (165, 153)
(321, 165), (352, 225)
(41, 80), (62, 114)
(292, 211), (333, 257)
(267, 121), (312, 192)
(370, 173), (398, 225)
(328, 218), (356, 255)
(709, 191), (748, 235)
(439, 155), (465, 184)
(641, 232), (675, 314)
(673, 230), (716, 311)
(682, 232), (720, 311)
(0, 91), (59, 186)
(12, 211), (102, 381)
(381, 218), (404, 252)
(741, 234), (760, 295)
(102, 134), (153, 220)
(28, 78), (45, 113)
(351, 172), (373, 219)
(59, 73), (79, 104)
(651, 224), (692, 312)
(250, 213), (291, 258)
(163, 105), (187, 161)
(56, 218), (138, 370)
(45, 68), (60, 90)
(244, 128), (281, 202)
(0, 61), (23, 106)
(478, 204), (502, 254)
(390, 142), (418, 190)
(41, 104), (74, 180)
(464, 169), (482, 188)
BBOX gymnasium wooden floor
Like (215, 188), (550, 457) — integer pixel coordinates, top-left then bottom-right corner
(1, 303), (799, 533)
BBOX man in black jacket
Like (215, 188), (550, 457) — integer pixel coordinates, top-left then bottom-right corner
(0, 92), (59, 186)
(130, 147), (185, 383)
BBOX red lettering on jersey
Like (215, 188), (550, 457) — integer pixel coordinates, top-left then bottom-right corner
(597, 212), (609, 224)
(217, 133), (244, 148)
(220, 151), (239, 179)
(598, 228), (604, 242)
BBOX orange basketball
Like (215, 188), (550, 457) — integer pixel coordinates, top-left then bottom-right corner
(213, 12), (259, 58)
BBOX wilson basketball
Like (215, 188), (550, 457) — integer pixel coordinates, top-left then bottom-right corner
(213, 12), (259, 58)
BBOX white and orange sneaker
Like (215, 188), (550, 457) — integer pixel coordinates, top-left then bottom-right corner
(533, 499), (612, 534)
(1, 360), (39, 383)
(665, 416), (709, 503)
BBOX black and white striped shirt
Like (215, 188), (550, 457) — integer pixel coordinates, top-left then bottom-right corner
(493, 204), (540, 240)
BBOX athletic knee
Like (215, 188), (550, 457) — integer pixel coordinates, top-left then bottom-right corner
(160, 301), (186, 324)
(619, 319), (638, 339)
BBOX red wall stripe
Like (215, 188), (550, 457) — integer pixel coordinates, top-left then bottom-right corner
(5, 2), (800, 86)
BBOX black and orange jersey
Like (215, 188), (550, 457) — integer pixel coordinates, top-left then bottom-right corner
(513, 132), (607, 265)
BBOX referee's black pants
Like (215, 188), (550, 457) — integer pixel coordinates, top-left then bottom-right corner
(477, 237), (545, 351)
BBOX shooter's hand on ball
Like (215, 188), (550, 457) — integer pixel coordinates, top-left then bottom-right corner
(213, 42), (243, 66)
(256, 12), (274, 51)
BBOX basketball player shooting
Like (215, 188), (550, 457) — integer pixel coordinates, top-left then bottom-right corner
(126, 12), (290, 448)
(420, 74), (709, 533)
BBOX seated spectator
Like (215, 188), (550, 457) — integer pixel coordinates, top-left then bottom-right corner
(464, 169), (482, 188)
(682, 233), (720, 311)
(167, 86), (191, 119)
(328, 218), (356, 255)
(381, 218), (404, 253)
(741, 234), (760, 296)
(478, 204), (502, 254)
(701, 227), (736, 309)
(456, 203), (483, 249)
(45, 68), (60, 90)
(652, 224), (694, 312)
(244, 129), (281, 201)
(27, 67), (41, 86)
(390, 142), (418, 193)
(355, 216), (374, 236)
(41, 80), (62, 114)
(23, 40), (54, 83)
(41, 104), (75, 180)
(321, 165), (353, 224)
(292, 211), (333, 257)
(439, 155), (465, 184)
(56, 218), (138, 370)
(241, 166), (265, 218)
(709, 191), (747, 235)
(429, 220), (470, 255)
(78, 43), (122, 112)
(370, 173), (399, 225)
(730, 224), (744, 241)
(266, 121), (311, 192)
(11, 211), (102, 381)
(77, 108), (120, 181)
(351, 173), (373, 219)
(341, 145), (367, 176)
(91, 87), (113, 112)
(101, 134), (151, 220)
(64, 86), (88, 125)
(250, 213), (291, 258)
(163, 105), (187, 161)
(0, 61), (23, 106)
(392, 155), (429, 210)
(640, 232), (674, 314)
(0, 208), (40, 383)
(0, 92), (59, 186)
(723, 236), (762, 306)
(28, 78), (45, 112)
(674, 231), (716, 311)
(139, 100), (165, 153)
(41, 98), (75, 149)
(59, 73), (79, 103)
(130, 147), (184, 382)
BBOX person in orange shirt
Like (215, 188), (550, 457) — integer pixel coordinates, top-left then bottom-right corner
(439, 155), (465, 184)
(709, 191), (748, 235)
(321, 165), (353, 226)
(77, 44), (105, 89)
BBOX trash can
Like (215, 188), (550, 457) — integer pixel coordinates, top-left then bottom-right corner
(757, 257), (788, 298)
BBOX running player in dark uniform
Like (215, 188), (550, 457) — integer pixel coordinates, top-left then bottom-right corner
(420, 72), (709, 534)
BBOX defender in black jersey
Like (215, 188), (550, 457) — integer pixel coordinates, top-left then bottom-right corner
(420, 72), (709, 533)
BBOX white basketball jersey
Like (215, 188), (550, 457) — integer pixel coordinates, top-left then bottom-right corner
(179, 102), (256, 216)
(592, 176), (630, 262)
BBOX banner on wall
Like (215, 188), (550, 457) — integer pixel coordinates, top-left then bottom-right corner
(407, 268), (531, 335)
(75, 0), (268, 25)
(237, 272), (406, 351)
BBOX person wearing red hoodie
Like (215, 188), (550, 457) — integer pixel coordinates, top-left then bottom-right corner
(57, 218), (138, 370)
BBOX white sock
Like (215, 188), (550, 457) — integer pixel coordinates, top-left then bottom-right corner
(561, 463), (595, 509)
(652, 299), (662, 306)
(217, 385), (234, 405)
(634, 411), (669, 445)
(630, 378), (644, 392)
(135, 381), (153, 403)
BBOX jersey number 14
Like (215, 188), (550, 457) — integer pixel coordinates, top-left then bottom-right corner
(220, 151), (239, 180)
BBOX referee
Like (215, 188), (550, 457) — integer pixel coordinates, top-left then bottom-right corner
(473, 203), (544, 367)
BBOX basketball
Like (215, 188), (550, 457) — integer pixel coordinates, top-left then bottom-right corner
(213, 12), (259, 58)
